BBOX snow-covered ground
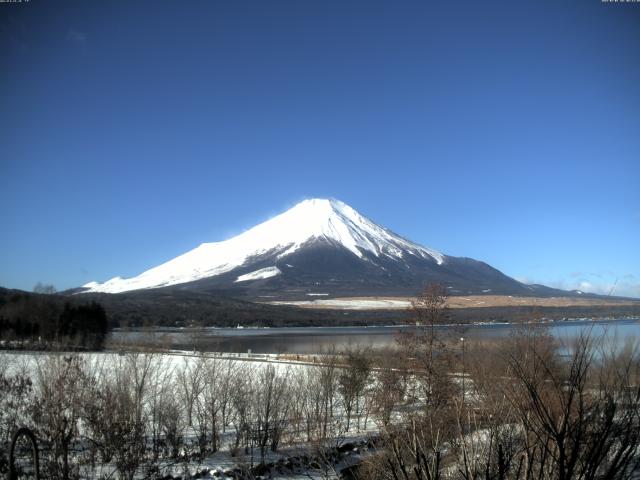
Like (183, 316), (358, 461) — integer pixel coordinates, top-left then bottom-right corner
(0, 350), (381, 479)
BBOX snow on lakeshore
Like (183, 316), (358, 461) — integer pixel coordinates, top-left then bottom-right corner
(0, 350), (311, 377)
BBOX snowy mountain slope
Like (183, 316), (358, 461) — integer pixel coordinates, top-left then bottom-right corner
(82, 199), (446, 294)
(80, 198), (536, 298)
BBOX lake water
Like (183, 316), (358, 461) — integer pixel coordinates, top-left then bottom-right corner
(110, 318), (640, 354)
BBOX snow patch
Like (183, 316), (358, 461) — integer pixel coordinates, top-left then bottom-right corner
(235, 266), (281, 283)
(269, 298), (412, 310)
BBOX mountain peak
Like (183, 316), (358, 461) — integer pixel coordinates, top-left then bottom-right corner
(289, 198), (348, 217)
(82, 199), (444, 293)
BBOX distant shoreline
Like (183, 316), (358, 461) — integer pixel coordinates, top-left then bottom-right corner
(112, 316), (640, 334)
(107, 318), (640, 354)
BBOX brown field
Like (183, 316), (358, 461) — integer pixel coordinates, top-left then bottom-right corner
(438, 295), (637, 308)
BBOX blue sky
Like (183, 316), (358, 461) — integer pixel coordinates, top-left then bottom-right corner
(1, 0), (639, 297)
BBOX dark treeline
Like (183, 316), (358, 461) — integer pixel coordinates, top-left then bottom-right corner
(0, 289), (108, 349)
(81, 288), (640, 329)
(2, 286), (640, 333)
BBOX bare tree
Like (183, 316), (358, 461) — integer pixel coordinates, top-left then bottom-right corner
(218, 357), (238, 434)
(83, 353), (155, 480)
(0, 357), (33, 476)
(194, 355), (231, 454)
(230, 363), (254, 457)
(177, 356), (204, 431)
(338, 347), (371, 432)
(33, 282), (57, 295)
(401, 283), (454, 408)
(502, 331), (640, 480)
(30, 355), (88, 480)
(370, 357), (407, 428)
(147, 356), (179, 460)
(253, 364), (290, 463)
(156, 393), (185, 459)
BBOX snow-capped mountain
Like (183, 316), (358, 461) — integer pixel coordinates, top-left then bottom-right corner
(81, 198), (531, 298)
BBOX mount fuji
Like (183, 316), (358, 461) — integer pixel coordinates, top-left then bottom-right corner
(80, 199), (543, 299)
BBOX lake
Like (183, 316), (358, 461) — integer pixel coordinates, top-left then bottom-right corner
(110, 318), (640, 354)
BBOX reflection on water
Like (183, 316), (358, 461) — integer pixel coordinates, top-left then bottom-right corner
(110, 319), (640, 354)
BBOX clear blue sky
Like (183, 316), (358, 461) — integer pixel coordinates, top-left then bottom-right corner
(1, 0), (639, 297)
